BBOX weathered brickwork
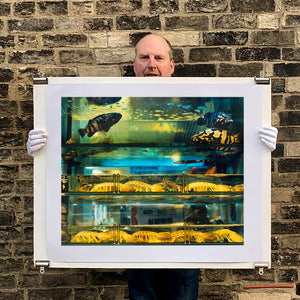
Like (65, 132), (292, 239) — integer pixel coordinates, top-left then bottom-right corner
(0, 1), (299, 300)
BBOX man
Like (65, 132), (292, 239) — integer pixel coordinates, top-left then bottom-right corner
(125, 33), (200, 300)
(27, 33), (278, 300)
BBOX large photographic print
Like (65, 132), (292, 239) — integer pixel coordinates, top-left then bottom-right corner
(61, 96), (244, 246)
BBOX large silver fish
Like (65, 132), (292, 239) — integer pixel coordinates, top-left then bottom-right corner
(78, 113), (122, 137)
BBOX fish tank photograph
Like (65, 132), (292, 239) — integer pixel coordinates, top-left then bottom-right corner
(60, 96), (244, 246)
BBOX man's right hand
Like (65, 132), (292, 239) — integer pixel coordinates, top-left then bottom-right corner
(27, 129), (47, 157)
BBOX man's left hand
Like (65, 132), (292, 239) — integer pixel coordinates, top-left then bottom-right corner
(259, 125), (278, 151)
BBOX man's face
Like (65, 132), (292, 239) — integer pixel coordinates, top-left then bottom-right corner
(133, 34), (175, 78)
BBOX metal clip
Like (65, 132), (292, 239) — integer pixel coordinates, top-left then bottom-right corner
(253, 262), (269, 275)
(35, 260), (49, 274)
(258, 267), (264, 275)
(254, 70), (270, 84)
(33, 78), (48, 85)
(254, 77), (270, 84)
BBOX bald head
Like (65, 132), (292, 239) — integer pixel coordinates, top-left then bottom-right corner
(133, 34), (175, 77)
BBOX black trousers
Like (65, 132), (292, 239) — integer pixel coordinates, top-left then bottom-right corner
(126, 269), (199, 300)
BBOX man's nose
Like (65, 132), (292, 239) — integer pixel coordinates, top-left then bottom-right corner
(147, 57), (156, 68)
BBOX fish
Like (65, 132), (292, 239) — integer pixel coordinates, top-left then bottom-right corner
(87, 97), (122, 106)
(78, 113), (122, 137)
(191, 129), (240, 145)
(205, 166), (216, 174)
(197, 111), (233, 129)
(66, 137), (75, 144)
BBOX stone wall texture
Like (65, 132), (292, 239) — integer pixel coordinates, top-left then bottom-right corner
(0, 0), (299, 299)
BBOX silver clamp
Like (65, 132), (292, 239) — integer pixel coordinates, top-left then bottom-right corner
(35, 260), (50, 274)
(254, 262), (269, 276)
(254, 70), (270, 84)
(33, 78), (48, 85)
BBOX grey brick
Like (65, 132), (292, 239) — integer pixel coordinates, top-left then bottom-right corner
(274, 63), (300, 77)
(278, 159), (300, 173)
(90, 270), (126, 285)
(96, 0), (142, 14)
(236, 47), (280, 61)
(252, 30), (295, 46)
(0, 69), (14, 82)
(0, 165), (18, 180)
(18, 84), (33, 99)
(278, 127), (300, 142)
(0, 132), (23, 147)
(286, 95), (300, 110)
(272, 253), (299, 267)
(17, 274), (39, 288)
(271, 143), (284, 158)
(0, 149), (12, 162)
(271, 78), (285, 93)
(213, 14), (256, 29)
(27, 289), (73, 300)
(282, 0), (300, 10)
(9, 50), (54, 64)
(14, 2), (35, 16)
(42, 34), (87, 47)
(8, 18), (54, 32)
(189, 47), (232, 62)
(185, 0), (228, 13)
(173, 64), (216, 77)
(165, 16), (209, 31)
(218, 63), (263, 77)
(231, 0), (275, 12)
(74, 288), (98, 300)
(0, 259), (23, 273)
(272, 95), (283, 110)
(16, 180), (33, 194)
(283, 48), (300, 61)
(44, 67), (77, 77)
(16, 116), (33, 130)
(41, 273), (87, 287)
(0, 181), (14, 194)
(38, 1), (68, 15)
(272, 221), (300, 234)
(0, 292), (23, 300)
(0, 275), (15, 289)
(59, 50), (94, 64)
(14, 242), (33, 257)
(278, 268), (298, 282)
(0, 3), (10, 16)
(0, 84), (9, 98)
(285, 15), (300, 26)
(204, 269), (227, 282)
(116, 15), (161, 30)
(83, 18), (113, 31)
(279, 111), (300, 125)
(18, 67), (40, 81)
(20, 101), (33, 115)
(150, 0), (179, 14)
(0, 36), (15, 48)
(0, 52), (4, 64)
(281, 205), (300, 219)
(203, 31), (248, 46)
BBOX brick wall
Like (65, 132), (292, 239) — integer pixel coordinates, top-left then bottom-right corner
(0, 0), (299, 299)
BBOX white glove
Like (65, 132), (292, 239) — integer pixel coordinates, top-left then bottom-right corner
(27, 129), (47, 157)
(259, 125), (278, 151)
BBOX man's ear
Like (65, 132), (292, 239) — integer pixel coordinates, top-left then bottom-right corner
(170, 60), (175, 75)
